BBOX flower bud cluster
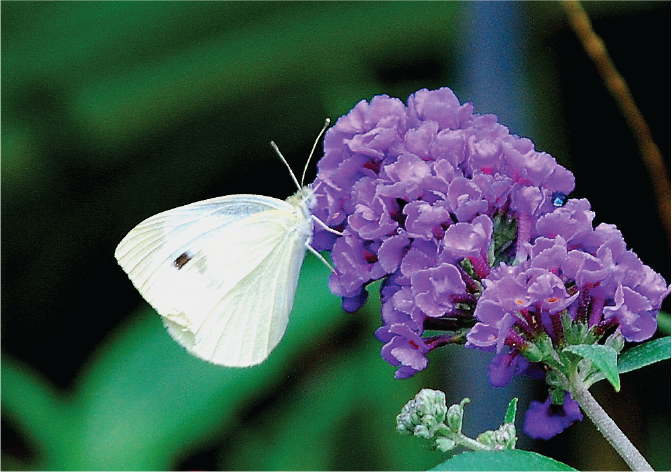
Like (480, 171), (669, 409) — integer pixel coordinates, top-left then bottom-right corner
(476, 422), (517, 451)
(396, 390), (518, 452)
(396, 388), (448, 439)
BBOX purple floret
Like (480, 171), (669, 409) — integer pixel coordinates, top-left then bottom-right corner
(523, 392), (583, 440)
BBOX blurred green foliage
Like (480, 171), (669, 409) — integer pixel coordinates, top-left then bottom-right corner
(2, 260), (445, 470)
(2, 2), (669, 471)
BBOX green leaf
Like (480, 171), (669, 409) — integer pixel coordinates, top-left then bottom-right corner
(564, 344), (620, 391)
(504, 397), (518, 424)
(70, 258), (347, 470)
(617, 336), (671, 374)
(1, 356), (78, 470)
(429, 450), (577, 471)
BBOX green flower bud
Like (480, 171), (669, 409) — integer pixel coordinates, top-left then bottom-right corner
(434, 437), (457, 453)
(496, 422), (517, 450)
(414, 424), (433, 439)
(446, 397), (470, 433)
(396, 389), (448, 438)
(476, 423), (517, 450)
(521, 341), (544, 363)
(604, 330), (625, 354)
(476, 430), (496, 448)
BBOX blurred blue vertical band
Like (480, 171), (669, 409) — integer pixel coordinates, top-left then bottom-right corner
(455, 1), (530, 135)
(447, 1), (534, 447)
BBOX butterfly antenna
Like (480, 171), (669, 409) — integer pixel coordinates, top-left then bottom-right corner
(300, 118), (331, 187)
(270, 141), (302, 190)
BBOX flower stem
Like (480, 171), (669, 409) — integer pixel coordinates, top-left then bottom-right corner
(570, 381), (653, 471)
(450, 432), (490, 452)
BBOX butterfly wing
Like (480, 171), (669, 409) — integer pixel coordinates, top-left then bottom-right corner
(115, 194), (312, 367)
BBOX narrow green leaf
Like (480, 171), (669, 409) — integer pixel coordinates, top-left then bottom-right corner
(617, 336), (671, 374)
(504, 397), (518, 424)
(429, 450), (577, 471)
(564, 344), (620, 391)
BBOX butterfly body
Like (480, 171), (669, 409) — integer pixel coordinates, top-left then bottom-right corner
(115, 187), (315, 367)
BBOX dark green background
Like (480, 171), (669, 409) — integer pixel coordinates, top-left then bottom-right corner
(2, 2), (669, 470)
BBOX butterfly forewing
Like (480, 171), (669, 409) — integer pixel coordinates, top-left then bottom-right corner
(116, 195), (291, 275)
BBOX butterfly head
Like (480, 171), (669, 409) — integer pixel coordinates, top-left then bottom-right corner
(286, 186), (315, 219)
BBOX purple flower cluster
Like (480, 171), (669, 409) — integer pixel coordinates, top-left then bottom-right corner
(310, 87), (670, 439)
(469, 198), (669, 355)
(311, 88), (575, 373)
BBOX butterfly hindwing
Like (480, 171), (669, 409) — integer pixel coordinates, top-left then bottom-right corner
(174, 212), (309, 366)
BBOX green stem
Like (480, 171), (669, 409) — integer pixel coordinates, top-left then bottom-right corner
(450, 432), (490, 452)
(570, 379), (653, 471)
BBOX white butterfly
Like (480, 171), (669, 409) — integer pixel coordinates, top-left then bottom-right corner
(115, 121), (334, 367)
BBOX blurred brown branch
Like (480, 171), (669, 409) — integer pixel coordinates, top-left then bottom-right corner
(561, 0), (670, 245)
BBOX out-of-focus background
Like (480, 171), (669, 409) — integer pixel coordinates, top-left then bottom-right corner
(2, 2), (669, 470)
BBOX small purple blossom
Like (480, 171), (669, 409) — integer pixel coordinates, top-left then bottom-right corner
(412, 263), (467, 318)
(378, 323), (430, 379)
(523, 392), (583, 440)
(488, 349), (525, 387)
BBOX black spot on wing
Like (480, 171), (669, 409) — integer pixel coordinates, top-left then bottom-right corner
(174, 252), (193, 269)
